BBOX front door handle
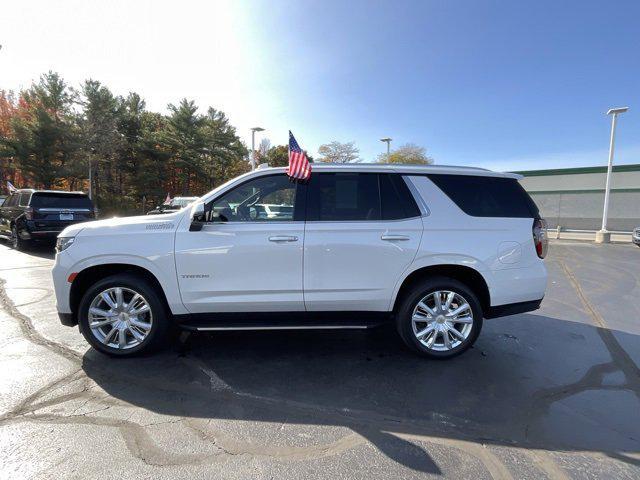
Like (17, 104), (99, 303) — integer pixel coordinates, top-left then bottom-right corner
(269, 235), (298, 242)
(381, 234), (410, 241)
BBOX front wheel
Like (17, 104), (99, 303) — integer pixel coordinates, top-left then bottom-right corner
(396, 277), (483, 359)
(78, 273), (170, 356)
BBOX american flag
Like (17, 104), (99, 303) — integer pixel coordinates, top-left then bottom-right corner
(286, 131), (311, 180)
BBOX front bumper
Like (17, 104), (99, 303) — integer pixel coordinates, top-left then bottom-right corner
(52, 250), (74, 317)
(633, 233), (640, 245)
(58, 312), (76, 326)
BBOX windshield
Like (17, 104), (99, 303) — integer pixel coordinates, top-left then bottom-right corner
(171, 197), (198, 208)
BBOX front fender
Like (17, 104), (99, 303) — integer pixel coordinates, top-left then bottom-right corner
(68, 253), (188, 315)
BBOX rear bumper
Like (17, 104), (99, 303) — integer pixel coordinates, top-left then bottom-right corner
(485, 298), (543, 319)
(22, 220), (88, 239)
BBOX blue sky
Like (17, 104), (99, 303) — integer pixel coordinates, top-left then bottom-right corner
(3, 0), (639, 170)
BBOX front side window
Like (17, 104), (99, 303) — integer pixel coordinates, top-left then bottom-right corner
(206, 174), (297, 222)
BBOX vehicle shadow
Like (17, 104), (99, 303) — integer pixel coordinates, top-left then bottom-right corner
(0, 239), (55, 260)
(81, 314), (640, 473)
(23, 245), (56, 260)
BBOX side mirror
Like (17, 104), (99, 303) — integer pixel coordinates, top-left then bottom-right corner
(189, 202), (206, 232)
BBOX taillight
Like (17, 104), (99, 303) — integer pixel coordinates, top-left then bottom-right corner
(533, 218), (548, 259)
(24, 207), (34, 220)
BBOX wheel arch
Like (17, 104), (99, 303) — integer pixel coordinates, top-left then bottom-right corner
(392, 263), (491, 314)
(69, 263), (171, 321)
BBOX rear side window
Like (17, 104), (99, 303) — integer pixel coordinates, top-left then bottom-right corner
(427, 174), (539, 218)
(307, 173), (421, 221)
(30, 193), (93, 209)
(18, 192), (31, 206)
(380, 174), (421, 220)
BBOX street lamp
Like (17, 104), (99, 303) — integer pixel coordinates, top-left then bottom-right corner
(250, 127), (265, 170)
(595, 106), (629, 244)
(380, 137), (392, 155)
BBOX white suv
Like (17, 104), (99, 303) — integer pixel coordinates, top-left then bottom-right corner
(52, 164), (548, 359)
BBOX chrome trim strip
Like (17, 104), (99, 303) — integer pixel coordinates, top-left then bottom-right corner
(403, 175), (431, 217)
(37, 208), (91, 212)
(196, 325), (372, 331)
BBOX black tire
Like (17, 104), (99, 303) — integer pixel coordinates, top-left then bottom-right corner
(396, 276), (483, 359)
(11, 224), (29, 251)
(78, 273), (170, 357)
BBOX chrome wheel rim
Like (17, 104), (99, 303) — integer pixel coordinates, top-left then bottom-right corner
(88, 287), (153, 350)
(411, 290), (474, 352)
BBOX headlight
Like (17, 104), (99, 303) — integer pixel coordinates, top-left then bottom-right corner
(56, 236), (75, 253)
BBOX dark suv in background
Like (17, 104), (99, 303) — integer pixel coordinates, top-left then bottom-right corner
(0, 189), (95, 250)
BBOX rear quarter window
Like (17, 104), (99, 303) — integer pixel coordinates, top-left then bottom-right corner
(30, 193), (93, 209)
(427, 174), (539, 218)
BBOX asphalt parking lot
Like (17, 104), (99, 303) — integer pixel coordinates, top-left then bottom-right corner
(0, 240), (639, 479)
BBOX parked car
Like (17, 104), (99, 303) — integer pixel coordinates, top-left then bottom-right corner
(633, 227), (640, 246)
(147, 197), (198, 215)
(52, 164), (548, 359)
(0, 189), (95, 250)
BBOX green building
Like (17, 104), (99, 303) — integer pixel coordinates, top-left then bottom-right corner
(515, 164), (640, 231)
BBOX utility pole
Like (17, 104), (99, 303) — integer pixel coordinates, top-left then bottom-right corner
(595, 107), (629, 243)
(250, 127), (265, 170)
(380, 137), (392, 156)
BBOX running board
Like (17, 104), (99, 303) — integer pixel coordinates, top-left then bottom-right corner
(173, 311), (392, 332)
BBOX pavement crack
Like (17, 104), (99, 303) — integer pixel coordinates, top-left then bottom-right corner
(0, 277), (81, 364)
(558, 260), (640, 395)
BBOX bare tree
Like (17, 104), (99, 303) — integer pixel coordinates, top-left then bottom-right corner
(317, 141), (360, 163)
(257, 138), (271, 159)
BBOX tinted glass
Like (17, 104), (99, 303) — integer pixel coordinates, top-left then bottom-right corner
(380, 174), (421, 220)
(427, 174), (539, 218)
(18, 192), (31, 207)
(5, 194), (18, 207)
(208, 174), (296, 222)
(172, 198), (198, 208)
(308, 173), (380, 221)
(30, 193), (93, 209)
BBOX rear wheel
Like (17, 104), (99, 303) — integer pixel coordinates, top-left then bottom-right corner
(396, 276), (483, 359)
(10, 225), (28, 250)
(78, 274), (170, 356)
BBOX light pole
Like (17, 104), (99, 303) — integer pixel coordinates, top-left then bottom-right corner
(380, 137), (392, 156)
(250, 127), (265, 170)
(595, 107), (629, 244)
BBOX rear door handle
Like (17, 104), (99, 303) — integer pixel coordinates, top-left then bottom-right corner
(269, 235), (298, 242)
(381, 234), (410, 241)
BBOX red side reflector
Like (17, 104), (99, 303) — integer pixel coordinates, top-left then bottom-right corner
(67, 272), (78, 283)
